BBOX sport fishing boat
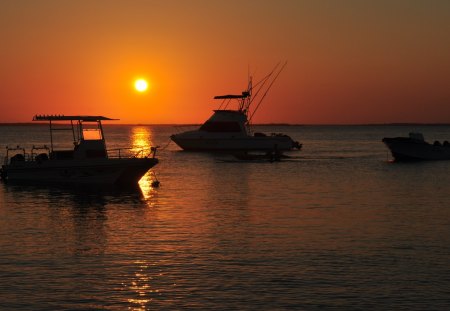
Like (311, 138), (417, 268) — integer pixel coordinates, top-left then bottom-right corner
(382, 132), (450, 161)
(170, 63), (301, 152)
(0, 115), (158, 185)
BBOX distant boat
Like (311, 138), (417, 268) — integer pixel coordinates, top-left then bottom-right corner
(382, 132), (450, 161)
(0, 115), (158, 185)
(170, 62), (301, 152)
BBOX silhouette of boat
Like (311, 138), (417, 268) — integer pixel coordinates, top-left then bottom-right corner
(1, 115), (158, 185)
(382, 132), (450, 161)
(170, 63), (301, 152)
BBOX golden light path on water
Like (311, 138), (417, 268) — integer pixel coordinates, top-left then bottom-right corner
(121, 260), (165, 311)
(123, 127), (161, 310)
(131, 126), (159, 202)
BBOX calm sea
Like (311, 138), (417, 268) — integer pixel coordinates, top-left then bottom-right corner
(1, 124), (450, 310)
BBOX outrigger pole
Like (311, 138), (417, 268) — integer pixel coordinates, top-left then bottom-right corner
(247, 61), (287, 125)
(248, 61), (282, 110)
(212, 61), (287, 126)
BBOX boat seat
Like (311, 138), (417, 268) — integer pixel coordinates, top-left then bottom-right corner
(35, 153), (49, 162)
(10, 154), (25, 162)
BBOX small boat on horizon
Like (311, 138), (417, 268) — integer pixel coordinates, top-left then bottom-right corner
(382, 132), (450, 161)
(170, 63), (301, 152)
(0, 115), (158, 185)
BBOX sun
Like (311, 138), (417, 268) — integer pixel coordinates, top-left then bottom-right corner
(134, 79), (148, 92)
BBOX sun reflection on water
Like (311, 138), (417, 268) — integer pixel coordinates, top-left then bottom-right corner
(131, 126), (159, 203)
(131, 126), (153, 156)
(138, 172), (159, 204)
(124, 260), (163, 311)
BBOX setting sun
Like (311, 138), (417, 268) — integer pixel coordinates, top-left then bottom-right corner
(134, 79), (148, 92)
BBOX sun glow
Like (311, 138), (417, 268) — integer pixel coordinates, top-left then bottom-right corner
(134, 79), (148, 92)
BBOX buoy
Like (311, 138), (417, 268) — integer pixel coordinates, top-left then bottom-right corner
(151, 180), (160, 188)
(150, 171), (160, 188)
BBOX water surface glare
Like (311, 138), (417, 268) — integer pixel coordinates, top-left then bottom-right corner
(1, 125), (450, 309)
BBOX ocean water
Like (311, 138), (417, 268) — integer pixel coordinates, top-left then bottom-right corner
(1, 124), (450, 310)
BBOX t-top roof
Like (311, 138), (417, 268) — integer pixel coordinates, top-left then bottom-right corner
(33, 115), (118, 122)
(214, 91), (250, 100)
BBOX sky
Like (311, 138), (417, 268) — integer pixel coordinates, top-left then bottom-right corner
(1, 0), (450, 124)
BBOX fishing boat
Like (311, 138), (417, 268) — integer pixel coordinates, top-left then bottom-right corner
(170, 63), (301, 152)
(382, 132), (450, 161)
(0, 115), (158, 185)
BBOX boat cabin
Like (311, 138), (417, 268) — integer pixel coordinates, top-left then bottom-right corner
(199, 110), (248, 134)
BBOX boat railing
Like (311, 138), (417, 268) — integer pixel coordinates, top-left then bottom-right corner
(4, 146), (27, 165)
(4, 145), (51, 165)
(107, 146), (158, 159)
(3, 145), (158, 163)
(31, 145), (50, 161)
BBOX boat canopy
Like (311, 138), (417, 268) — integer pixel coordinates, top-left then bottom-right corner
(33, 115), (118, 122)
(214, 91), (250, 100)
(31, 115), (116, 152)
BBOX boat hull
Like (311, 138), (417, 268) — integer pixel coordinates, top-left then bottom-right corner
(1, 157), (158, 185)
(171, 135), (297, 152)
(382, 137), (450, 161)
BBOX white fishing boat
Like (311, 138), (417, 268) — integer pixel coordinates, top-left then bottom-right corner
(170, 63), (301, 152)
(382, 132), (450, 161)
(0, 115), (158, 185)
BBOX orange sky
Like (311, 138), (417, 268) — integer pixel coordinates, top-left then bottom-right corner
(1, 0), (450, 124)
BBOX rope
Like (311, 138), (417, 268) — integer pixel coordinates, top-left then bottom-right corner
(157, 138), (173, 151)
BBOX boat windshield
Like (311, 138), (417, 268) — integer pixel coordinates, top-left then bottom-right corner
(82, 128), (103, 140)
(199, 121), (242, 132)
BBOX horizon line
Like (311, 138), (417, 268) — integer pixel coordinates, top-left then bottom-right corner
(1, 122), (450, 127)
